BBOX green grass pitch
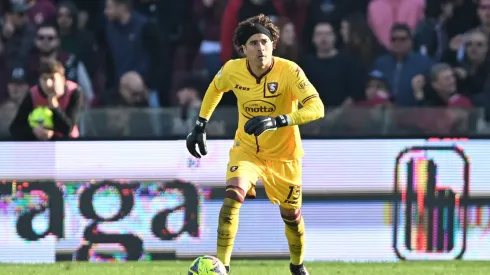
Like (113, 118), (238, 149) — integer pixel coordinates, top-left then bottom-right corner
(1, 261), (490, 275)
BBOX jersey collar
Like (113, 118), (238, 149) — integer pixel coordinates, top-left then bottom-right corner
(246, 57), (275, 84)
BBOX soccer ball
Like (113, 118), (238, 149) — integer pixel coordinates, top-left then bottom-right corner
(28, 106), (54, 129)
(188, 255), (227, 275)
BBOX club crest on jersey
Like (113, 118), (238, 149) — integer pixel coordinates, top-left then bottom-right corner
(267, 82), (278, 94)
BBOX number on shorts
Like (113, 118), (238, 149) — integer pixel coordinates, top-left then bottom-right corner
(284, 186), (300, 204)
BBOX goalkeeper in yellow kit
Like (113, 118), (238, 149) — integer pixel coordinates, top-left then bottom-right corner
(186, 14), (324, 275)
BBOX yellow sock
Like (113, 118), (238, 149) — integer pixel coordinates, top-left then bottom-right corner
(217, 186), (245, 266)
(282, 211), (305, 265)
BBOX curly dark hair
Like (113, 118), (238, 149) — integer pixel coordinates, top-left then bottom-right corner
(232, 14), (280, 54)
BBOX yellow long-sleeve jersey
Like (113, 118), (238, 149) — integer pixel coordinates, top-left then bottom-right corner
(199, 57), (324, 160)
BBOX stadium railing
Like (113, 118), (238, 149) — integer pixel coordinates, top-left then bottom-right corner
(77, 107), (488, 139)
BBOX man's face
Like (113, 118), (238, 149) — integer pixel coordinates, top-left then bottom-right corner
(57, 6), (73, 30)
(242, 33), (274, 67)
(313, 23), (335, 52)
(7, 82), (28, 104)
(466, 32), (488, 62)
(35, 27), (59, 53)
(390, 30), (412, 54)
(105, 0), (123, 21)
(433, 68), (456, 95)
(478, 0), (490, 25)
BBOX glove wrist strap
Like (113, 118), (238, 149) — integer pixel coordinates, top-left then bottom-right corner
(275, 115), (290, 127)
(194, 116), (208, 132)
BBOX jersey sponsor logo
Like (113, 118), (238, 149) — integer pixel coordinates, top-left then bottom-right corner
(295, 67), (301, 77)
(298, 80), (310, 90)
(267, 82), (278, 94)
(230, 166), (238, 172)
(235, 84), (250, 91)
(243, 100), (276, 116)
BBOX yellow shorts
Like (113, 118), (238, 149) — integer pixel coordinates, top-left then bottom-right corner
(225, 148), (302, 209)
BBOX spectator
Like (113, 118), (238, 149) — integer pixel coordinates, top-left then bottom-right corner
(340, 13), (385, 75)
(368, 0), (425, 49)
(28, 0), (57, 26)
(448, 0), (490, 63)
(220, 0), (287, 63)
(0, 0), (35, 69)
(104, 71), (159, 108)
(10, 59), (83, 141)
(101, 71), (164, 138)
(452, 29), (490, 119)
(0, 67), (29, 136)
(336, 70), (391, 134)
(300, 22), (364, 107)
(132, 0), (178, 105)
(409, 63), (472, 133)
(28, 23), (94, 105)
(274, 17), (300, 62)
(5, 67), (29, 105)
(194, 0), (228, 78)
(57, 1), (98, 79)
(0, 99), (17, 137)
(454, 30), (490, 96)
(414, 0), (454, 62)
(355, 70), (391, 107)
(301, 0), (370, 53)
(101, 0), (164, 104)
(412, 63), (472, 107)
(372, 23), (432, 106)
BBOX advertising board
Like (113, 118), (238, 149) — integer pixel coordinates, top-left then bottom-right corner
(0, 139), (489, 263)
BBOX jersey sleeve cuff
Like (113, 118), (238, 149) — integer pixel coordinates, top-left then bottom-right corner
(275, 115), (291, 127)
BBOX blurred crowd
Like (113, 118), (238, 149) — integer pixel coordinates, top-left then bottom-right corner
(0, 0), (490, 137)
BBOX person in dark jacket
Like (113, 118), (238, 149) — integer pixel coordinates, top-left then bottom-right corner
(0, 0), (36, 69)
(372, 23), (433, 106)
(406, 63), (473, 134)
(101, 0), (165, 104)
(27, 23), (94, 104)
(413, 0), (454, 61)
(300, 22), (364, 107)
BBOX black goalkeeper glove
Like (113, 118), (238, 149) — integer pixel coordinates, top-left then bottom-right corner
(244, 115), (289, 137)
(186, 117), (208, 158)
